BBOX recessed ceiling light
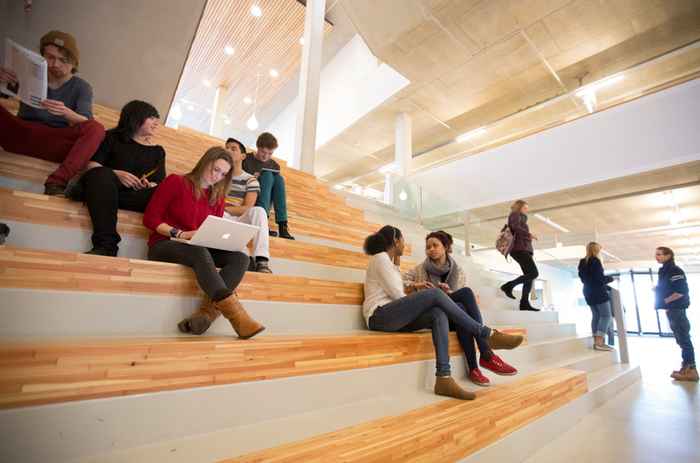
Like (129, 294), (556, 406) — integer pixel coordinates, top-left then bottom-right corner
(187, 105), (195, 111)
(250, 4), (262, 17)
(224, 45), (235, 56)
(224, 119), (231, 126)
(455, 127), (486, 143)
(399, 190), (408, 201)
(243, 96), (253, 105)
(299, 37), (305, 45)
(269, 69), (279, 78)
(246, 114), (259, 130)
(203, 79), (211, 87)
(206, 108), (212, 114)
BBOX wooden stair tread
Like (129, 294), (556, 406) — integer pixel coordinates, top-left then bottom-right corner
(0, 246), (364, 305)
(0, 188), (415, 269)
(0, 328), (526, 409)
(221, 368), (587, 463)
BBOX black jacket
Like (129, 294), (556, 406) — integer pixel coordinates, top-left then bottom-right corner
(655, 261), (690, 310)
(578, 257), (613, 305)
(508, 212), (533, 253)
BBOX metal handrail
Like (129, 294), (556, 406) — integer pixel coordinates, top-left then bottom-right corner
(609, 287), (630, 364)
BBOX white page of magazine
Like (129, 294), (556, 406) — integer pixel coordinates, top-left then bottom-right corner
(1, 38), (48, 108)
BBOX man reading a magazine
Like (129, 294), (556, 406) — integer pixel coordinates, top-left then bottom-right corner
(0, 30), (104, 196)
(242, 132), (294, 240)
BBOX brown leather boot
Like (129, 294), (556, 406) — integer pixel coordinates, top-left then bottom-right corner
(178, 298), (220, 335)
(487, 329), (524, 350)
(215, 294), (265, 339)
(671, 366), (699, 382)
(434, 376), (476, 400)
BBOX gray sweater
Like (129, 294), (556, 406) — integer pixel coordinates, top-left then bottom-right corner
(18, 75), (93, 128)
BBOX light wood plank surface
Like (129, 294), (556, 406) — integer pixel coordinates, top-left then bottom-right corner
(221, 368), (587, 463)
(0, 187), (415, 270)
(0, 246), (364, 305)
(0, 328), (525, 409)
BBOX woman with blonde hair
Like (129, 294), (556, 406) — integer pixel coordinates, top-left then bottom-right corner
(143, 146), (264, 339)
(500, 200), (540, 311)
(578, 242), (614, 351)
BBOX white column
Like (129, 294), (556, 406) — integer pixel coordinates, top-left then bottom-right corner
(209, 85), (228, 136)
(383, 172), (394, 205)
(462, 211), (474, 256)
(293, 0), (326, 174)
(395, 112), (412, 177)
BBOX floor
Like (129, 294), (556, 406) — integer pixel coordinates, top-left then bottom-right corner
(524, 335), (699, 463)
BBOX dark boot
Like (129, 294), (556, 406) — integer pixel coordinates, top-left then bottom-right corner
(500, 283), (516, 299)
(44, 183), (66, 196)
(519, 301), (540, 311)
(277, 222), (295, 240)
(85, 247), (118, 257)
(179, 298), (220, 335)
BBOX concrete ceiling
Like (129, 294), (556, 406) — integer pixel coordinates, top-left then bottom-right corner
(319, 0), (700, 185)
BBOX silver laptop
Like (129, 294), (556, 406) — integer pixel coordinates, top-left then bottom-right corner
(171, 215), (259, 252)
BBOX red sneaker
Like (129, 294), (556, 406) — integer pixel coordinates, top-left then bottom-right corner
(480, 354), (518, 376)
(468, 368), (490, 387)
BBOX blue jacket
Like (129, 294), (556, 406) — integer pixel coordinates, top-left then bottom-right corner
(655, 261), (690, 310)
(578, 257), (613, 305)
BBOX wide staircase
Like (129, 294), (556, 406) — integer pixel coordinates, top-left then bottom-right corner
(0, 100), (640, 463)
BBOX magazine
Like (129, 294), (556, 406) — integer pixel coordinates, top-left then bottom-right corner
(0, 38), (48, 108)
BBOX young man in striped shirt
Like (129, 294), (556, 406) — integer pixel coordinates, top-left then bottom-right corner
(223, 138), (272, 273)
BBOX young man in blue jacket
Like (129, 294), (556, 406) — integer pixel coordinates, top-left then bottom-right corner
(655, 246), (697, 382)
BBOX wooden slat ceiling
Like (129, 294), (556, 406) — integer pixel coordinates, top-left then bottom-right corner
(320, 0), (700, 183)
(173, 0), (331, 131)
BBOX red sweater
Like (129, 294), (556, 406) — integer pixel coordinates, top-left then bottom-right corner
(143, 174), (225, 247)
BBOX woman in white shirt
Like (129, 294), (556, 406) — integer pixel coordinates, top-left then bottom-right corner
(363, 226), (524, 400)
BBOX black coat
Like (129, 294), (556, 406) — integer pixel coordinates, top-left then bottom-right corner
(655, 261), (690, 310)
(508, 212), (533, 253)
(578, 257), (613, 305)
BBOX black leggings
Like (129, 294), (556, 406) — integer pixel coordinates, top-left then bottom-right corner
(148, 240), (249, 301)
(83, 166), (155, 253)
(507, 251), (539, 303)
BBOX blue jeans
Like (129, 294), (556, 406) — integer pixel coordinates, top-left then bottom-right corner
(590, 300), (612, 338)
(666, 309), (696, 367)
(368, 288), (492, 376)
(256, 171), (288, 223)
(450, 288), (492, 370)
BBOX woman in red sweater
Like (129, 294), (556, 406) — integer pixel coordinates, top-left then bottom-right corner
(143, 146), (264, 339)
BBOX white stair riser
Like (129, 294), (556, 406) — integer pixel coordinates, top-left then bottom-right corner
(0, 289), (366, 337)
(3, 220), (367, 282)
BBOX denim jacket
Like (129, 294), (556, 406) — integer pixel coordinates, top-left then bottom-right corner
(655, 261), (690, 310)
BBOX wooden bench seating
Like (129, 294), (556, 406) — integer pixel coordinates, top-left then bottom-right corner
(0, 99), (378, 230)
(0, 327), (527, 409)
(223, 368), (587, 463)
(0, 246), (364, 305)
(0, 187), (415, 269)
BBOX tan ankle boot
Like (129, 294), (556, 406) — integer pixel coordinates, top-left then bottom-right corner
(671, 366), (699, 382)
(178, 298), (220, 335)
(215, 294), (265, 339)
(487, 329), (524, 350)
(434, 376), (476, 400)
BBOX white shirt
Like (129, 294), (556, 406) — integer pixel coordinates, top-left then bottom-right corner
(363, 252), (405, 325)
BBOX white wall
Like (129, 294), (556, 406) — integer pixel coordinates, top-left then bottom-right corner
(0, 0), (204, 116)
(266, 34), (410, 165)
(413, 78), (700, 213)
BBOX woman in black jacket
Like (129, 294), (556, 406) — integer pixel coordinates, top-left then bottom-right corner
(655, 246), (697, 382)
(578, 242), (614, 351)
(500, 199), (539, 311)
(78, 100), (166, 256)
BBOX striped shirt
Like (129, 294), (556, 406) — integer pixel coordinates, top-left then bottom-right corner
(226, 171), (260, 207)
